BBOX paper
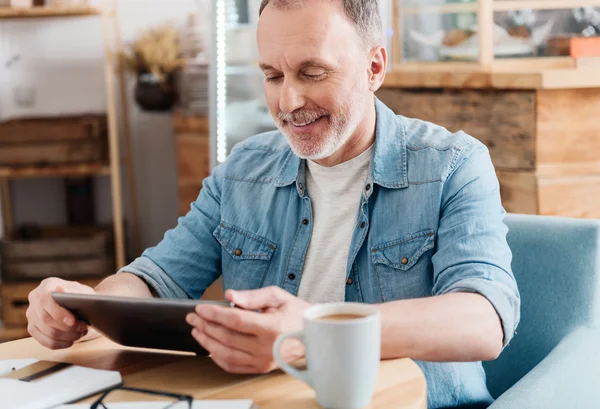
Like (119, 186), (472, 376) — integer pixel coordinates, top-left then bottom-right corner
(57, 400), (256, 409)
(0, 358), (38, 376)
(0, 359), (122, 409)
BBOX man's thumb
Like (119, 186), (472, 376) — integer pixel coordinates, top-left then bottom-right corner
(226, 286), (285, 310)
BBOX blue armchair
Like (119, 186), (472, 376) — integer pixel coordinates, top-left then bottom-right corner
(484, 214), (600, 408)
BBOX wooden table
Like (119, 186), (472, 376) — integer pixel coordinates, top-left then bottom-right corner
(0, 337), (427, 409)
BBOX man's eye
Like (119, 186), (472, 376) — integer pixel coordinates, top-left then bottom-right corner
(265, 75), (283, 83)
(303, 73), (326, 81)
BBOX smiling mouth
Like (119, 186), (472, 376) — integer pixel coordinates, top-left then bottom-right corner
(289, 116), (324, 127)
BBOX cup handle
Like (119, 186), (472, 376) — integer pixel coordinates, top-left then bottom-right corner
(272, 331), (311, 387)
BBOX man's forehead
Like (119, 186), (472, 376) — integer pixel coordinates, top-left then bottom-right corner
(259, 57), (336, 72)
(257, 2), (356, 67)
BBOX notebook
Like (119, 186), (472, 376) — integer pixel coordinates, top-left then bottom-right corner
(0, 358), (122, 409)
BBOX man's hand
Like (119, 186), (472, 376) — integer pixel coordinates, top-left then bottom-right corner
(26, 278), (99, 349)
(186, 286), (309, 374)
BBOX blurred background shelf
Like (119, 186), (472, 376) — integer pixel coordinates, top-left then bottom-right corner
(494, 0), (600, 12)
(0, 163), (112, 179)
(402, 0), (600, 15)
(0, 0), (140, 343)
(0, 6), (101, 19)
(402, 3), (478, 16)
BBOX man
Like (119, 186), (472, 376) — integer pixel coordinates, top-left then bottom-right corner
(26, 1), (520, 408)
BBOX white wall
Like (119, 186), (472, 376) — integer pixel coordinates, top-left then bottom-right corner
(0, 0), (206, 259)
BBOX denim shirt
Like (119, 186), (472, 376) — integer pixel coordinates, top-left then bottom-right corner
(119, 98), (520, 409)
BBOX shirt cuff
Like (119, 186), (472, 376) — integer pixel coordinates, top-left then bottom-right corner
(117, 256), (190, 300)
(443, 277), (520, 348)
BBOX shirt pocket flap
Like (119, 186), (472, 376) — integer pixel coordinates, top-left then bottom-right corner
(213, 222), (277, 261)
(371, 229), (435, 270)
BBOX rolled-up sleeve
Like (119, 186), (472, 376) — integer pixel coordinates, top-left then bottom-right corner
(116, 163), (225, 300)
(432, 141), (521, 348)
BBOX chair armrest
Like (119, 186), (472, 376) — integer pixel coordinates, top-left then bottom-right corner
(488, 326), (600, 409)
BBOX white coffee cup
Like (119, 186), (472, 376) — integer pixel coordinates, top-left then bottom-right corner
(272, 303), (381, 409)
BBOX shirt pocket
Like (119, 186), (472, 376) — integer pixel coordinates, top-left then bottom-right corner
(213, 221), (277, 291)
(370, 229), (435, 301)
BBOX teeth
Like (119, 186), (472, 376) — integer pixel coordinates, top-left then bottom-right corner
(292, 117), (320, 127)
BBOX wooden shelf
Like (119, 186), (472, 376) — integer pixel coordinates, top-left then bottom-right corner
(383, 61), (600, 90)
(401, 0), (600, 15)
(402, 3), (477, 15)
(0, 163), (111, 179)
(494, 0), (600, 12)
(0, 6), (101, 19)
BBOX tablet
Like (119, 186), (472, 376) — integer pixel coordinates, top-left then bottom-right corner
(52, 292), (232, 355)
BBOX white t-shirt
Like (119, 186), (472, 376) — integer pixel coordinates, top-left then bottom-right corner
(297, 145), (374, 304)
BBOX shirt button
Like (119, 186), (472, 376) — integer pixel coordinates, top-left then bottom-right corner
(302, 218), (309, 225)
(401, 257), (408, 265)
(360, 221), (366, 229)
(365, 184), (371, 191)
(346, 277), (353, 285)
(235, 249), (242, 257)
(288, 273), (296, 280)
(298, 182), (303, 189)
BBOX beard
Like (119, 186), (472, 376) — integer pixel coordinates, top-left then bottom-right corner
(273, 90), (365, 161)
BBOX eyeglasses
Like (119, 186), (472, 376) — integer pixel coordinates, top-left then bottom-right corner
(90, 385), (193, 409)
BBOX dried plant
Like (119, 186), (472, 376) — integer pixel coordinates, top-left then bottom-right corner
(121, 23), (186, 83)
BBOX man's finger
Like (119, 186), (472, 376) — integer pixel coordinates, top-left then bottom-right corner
(191, 328), (255, 367)
(226, 286), (286, 311)
(191, 315), (261, 354)
(28, 324), (74, 350)
(43, 285), (80, 328)
(34, 311), (84, 342)
(36, 306), (85, 333)
(194, 305), (272, 335)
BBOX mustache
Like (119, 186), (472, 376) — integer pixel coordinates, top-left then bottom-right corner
(278, 108), (329, 124)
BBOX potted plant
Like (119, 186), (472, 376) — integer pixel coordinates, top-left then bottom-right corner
(121, 23), (186, 112)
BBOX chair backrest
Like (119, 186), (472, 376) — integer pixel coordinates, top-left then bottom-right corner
(482, 213), (600, 398)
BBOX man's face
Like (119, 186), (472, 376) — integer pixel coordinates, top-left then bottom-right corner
(257, 1), (371, 160)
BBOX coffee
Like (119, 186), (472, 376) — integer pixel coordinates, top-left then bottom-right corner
(316, 313), (366, 321)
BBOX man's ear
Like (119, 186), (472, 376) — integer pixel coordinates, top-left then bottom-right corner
(367, 46), (387, 93)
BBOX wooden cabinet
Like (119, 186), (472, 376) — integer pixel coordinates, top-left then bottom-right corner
(377, 82), (600, 219)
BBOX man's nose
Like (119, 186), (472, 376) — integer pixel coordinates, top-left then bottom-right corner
(279, 80), (306, 114)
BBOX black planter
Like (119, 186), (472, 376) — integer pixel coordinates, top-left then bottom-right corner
(134, 74), (176, 112)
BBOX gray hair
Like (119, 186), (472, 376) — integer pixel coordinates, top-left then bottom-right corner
(259, 0), (383, 47)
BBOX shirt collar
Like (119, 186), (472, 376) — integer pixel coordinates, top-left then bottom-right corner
(274, 97), (408, 190)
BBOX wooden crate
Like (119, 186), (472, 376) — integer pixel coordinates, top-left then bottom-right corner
(0, 114), (107, 166)
(0, 278), (102, 327)
(376, 87), (600, 219)
(0, 225), (114, 282)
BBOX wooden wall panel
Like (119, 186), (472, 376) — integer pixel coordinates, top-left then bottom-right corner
(538, 175), (600, 219)
(536, 89), (600, 177)
(496, 171), (538, 215)
(178, 184), (202, 217)
(176, 134), (210, 187)
(376, 88), (536, 170)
